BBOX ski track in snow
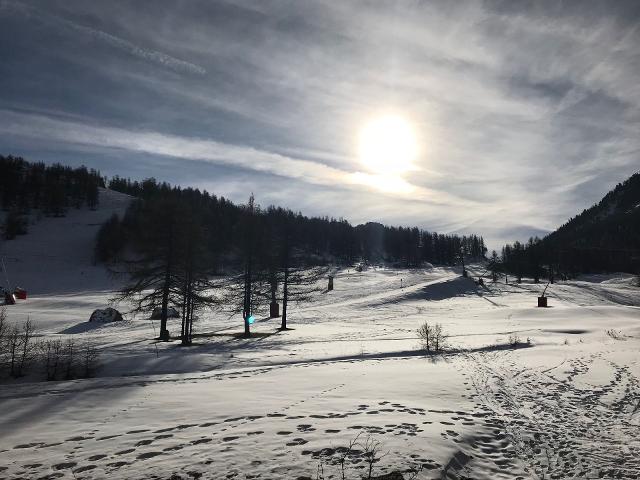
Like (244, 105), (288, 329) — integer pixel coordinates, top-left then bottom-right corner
(462, 344), (640, 478)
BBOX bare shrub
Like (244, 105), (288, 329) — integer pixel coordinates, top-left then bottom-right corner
(41, 339), (64, 381)
(0, 314), (100, 382)
(0, 307), (7, 375)
(606, 329), (626, 341)
(362, 435), (387, 480)
(36, 338), (100, 381)
(417, 322), (448, 353)
(0, 307), (6, 338)
(7, 324), (21, 377)
(80, 341), (100, 378)
(63, 339), (77, 379)
(337, 433), (361, 480)
(508, 333), (521, 346)
(57, 339), (100, 380)
(17, 319), (36, 377)
(3, 319), (37, 378)
(311, 434), (420, 480)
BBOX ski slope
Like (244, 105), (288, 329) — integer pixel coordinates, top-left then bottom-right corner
(0, 187), (132, 295)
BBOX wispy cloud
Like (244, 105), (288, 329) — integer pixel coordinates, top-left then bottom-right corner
(1, 0), (639, 247)
(0, 109), (474, 209)
(0, 0), (205, 75)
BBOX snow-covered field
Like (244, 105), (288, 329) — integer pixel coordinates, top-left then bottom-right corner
(1, 194), (640, 479)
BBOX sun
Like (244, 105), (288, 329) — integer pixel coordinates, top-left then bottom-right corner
(358, 115), (418, 176)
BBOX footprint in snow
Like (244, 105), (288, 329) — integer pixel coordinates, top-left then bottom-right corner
(137, 451), (163, 460)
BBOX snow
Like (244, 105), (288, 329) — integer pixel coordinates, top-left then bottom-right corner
(1, 201), (640, 479)
(0, 187), (132, 295)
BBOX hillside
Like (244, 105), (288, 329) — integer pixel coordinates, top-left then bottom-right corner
(0, 188), (132, 295)
(545, 171), (640, 251)
(500, 171), (640, 277)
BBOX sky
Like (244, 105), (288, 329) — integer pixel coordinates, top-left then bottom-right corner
(1, 0), (639, 248)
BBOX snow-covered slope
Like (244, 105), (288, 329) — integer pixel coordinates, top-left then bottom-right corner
(0, 188), (132, 295)
(1, 266), (639, 479)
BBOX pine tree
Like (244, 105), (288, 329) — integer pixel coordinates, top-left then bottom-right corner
(114, 197), (184, 341)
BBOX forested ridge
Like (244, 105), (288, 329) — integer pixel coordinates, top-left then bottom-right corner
(495, 171), (640, 280)
(102, 175), (487, 268)
(0, 155), (103, 239)
(101, 175), (488, 341)
(0, 155), (487, 266)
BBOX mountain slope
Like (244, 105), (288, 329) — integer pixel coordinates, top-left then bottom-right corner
(536, 171), (640, 273)
(544, 171), (640, 251)
(0, 188), (132, 295)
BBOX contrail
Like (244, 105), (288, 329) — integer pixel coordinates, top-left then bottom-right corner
(0, 0), (206, 75)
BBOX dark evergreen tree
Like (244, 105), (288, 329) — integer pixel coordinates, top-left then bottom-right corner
(0, 155), (103, 222)
(3, 211), (28, 240)
(114, 197), (184, 341)
(94, 214), (126, 263)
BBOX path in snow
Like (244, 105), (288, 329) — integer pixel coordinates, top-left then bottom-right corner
(464, 347), (640, 479)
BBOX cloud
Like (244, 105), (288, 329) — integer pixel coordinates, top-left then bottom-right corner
(0, 0), (205, 75)
(0, 109), (475, 210)
(1, 1), (639, 245)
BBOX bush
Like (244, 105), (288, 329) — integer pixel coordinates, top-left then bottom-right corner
(41, 339), (64, 381)
(417, 322), (448, 353)
(0, 314), (100, 381)
(508, 333), (521, 346)
(310, 434), (423, 480)
(0, 307), (6, 372)
(1, 318), (37, 378)
(80, 341), (100, 378)
(40, 339), (99, 381)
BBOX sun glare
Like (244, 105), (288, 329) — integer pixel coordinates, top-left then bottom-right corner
(358, 115), (418, 176)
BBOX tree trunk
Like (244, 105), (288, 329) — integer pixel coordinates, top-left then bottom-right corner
(160, 265), (171, 341)
(181, 278), (187, 342)
(182, 280), (191, 345)
(188, 295), (195, 343)
(160, 227), (173, 341)
(269, 272), (279, 318)
(281, 264), (289, 330)
(280, 232), (289, 330)
(270, 273), (277, 304)
(243, 260), (252, 338)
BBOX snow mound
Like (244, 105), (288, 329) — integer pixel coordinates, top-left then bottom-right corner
(89, 307), (123, 323)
